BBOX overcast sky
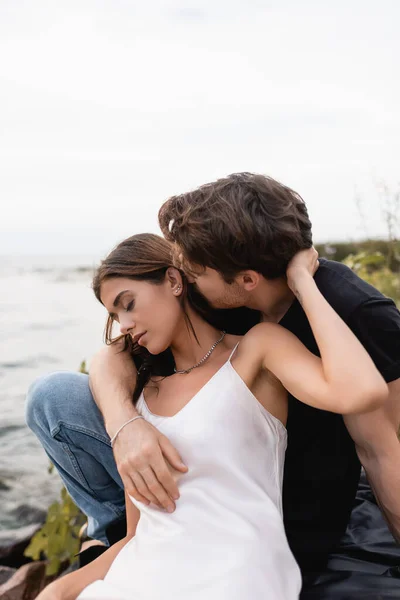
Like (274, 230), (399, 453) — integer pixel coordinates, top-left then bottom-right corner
(1, 0), (399, 257)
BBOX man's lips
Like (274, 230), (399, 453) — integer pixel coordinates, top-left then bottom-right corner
(131, 331), (147, 344)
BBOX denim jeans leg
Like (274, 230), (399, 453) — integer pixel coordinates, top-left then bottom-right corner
(25, 371), (125, 545)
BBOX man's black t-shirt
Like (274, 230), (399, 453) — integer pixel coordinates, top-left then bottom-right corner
(277, 259), (400, 572)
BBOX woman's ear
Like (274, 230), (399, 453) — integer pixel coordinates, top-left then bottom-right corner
(166, 267), (183, 295)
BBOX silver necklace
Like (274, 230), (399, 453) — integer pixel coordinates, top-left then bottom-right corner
(174, 331), (226, 375)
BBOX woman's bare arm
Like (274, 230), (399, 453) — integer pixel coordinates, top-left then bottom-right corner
(38, 492), (140, 600)
(249, 250), (388, 414)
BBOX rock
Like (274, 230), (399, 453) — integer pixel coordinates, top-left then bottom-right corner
(0, 567), (16, 586)
(0, 561), (46, 600)
(0, 524), (41, 568)
(0, 524), (42, 549)
(8, 505), (47, 527)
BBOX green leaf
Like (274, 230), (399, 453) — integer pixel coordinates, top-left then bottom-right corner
(79, 360), (88, 374)
(23, 486), (87, 577)
(47, 556), (61, 576)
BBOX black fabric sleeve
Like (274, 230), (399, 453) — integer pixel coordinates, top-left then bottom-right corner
(349, 296), (400, 383)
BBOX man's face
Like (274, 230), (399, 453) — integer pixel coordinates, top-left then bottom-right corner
(188, 266), (246, 309)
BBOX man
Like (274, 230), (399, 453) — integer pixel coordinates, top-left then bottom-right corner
(26, 173), (400, 597)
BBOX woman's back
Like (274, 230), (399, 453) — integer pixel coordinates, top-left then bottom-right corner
(77, 353), (301, 600)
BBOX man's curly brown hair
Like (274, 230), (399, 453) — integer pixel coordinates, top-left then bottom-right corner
(158, 172), (313, 282)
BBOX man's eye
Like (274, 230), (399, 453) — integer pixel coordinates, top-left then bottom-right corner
(125, 301), (134, 312)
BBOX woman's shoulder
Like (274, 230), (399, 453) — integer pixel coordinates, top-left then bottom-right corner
(236, 322), (288, 362)
(242, 321), (285, 343)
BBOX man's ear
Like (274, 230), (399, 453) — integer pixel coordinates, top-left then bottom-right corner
(235, 270), (260, 292)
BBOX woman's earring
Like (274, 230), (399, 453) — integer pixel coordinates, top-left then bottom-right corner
(175, 284), (182, 294)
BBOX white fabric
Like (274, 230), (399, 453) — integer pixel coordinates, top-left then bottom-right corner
(77, 351), (301, 599)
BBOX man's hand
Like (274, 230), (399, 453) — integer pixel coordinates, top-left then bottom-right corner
(89, 342), (188, 512)
(113, 418), (188, 512)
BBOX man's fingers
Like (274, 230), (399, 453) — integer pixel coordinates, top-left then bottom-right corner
(113, 421), (188, 512)
(139, 466), (176, 513)
(152, 456), (181, 501)
(131, 472), (163, 508)
(159, 435), (188, 473)
(156, 435), (189, 501)
(122, 475), (150, 506)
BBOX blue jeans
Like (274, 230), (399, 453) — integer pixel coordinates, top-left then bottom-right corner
(25, 372), (125, 545)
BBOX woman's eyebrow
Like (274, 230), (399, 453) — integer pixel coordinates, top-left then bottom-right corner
(113, 290), (130, 307)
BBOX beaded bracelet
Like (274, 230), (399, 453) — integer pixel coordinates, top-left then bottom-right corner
(110, 415), (144, 448)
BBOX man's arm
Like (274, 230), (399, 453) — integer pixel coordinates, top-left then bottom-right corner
(341, 293), (400, 541)
(89, 338), (138, 435)
(384, 377), (400, 433)
(344, 378), (400, 542)
(89, 340), (187, 512)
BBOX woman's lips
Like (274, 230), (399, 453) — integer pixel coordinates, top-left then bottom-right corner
(132, 331), (147, 345)
(137, 333), (147, 346)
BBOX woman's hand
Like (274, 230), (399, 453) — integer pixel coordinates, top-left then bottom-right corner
(286, 247), (319, 293)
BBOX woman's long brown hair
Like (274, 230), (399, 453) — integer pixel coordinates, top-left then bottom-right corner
(92, 233), (260, 405)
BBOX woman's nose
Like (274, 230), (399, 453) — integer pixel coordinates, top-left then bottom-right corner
(120, 319), (134, 336)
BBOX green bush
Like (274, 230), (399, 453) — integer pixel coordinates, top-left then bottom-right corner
(24, 487), (86, 576)
(316, 239), (400, 271)
(342, 251), (400, 306)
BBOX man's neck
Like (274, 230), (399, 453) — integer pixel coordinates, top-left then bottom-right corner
(245, 277), (295, 324)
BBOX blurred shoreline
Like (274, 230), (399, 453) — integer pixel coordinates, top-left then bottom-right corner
(0, 255), (105, 536)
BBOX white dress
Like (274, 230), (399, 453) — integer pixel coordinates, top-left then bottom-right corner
(77, 348), (301, 599)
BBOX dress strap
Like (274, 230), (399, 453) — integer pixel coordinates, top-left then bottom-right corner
(228, 342), (240, 362)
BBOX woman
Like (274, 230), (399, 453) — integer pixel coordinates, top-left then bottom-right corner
(38, 233), (387, 600)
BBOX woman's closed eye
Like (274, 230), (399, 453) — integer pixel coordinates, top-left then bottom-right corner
(125, 300), (134, 312)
